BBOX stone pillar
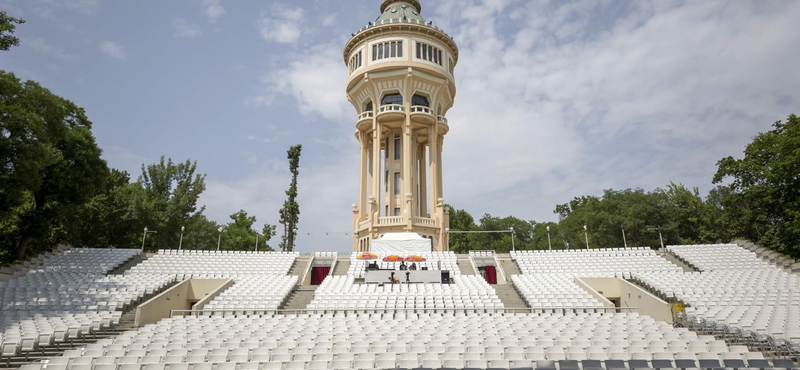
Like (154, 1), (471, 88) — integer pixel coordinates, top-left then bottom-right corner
(428, 125), (439, 214)
(418, 144), (427, 217)
(358, 132), (368, 220)
(437, 134), (443, 199)
(372, 121), (382, 219)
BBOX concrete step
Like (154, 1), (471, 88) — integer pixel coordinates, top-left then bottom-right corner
(456, 255), (475, 275)
(108, 254), (146, 276)
(658, 251), (698, 272)
(496, 255), (522, 278)
(333, 257), (351, 276)
(287, 256), (312, 277)
(279, 286), (317, 311)
(493, 283), (528, 309)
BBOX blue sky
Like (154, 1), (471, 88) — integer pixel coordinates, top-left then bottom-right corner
(2, 0), (799, 252)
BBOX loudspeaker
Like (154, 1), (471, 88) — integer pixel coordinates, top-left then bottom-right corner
(441, 270), (450, 284)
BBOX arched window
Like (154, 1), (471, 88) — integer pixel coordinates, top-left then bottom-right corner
(381, 93), (403, 106)
(411, 94), (429, 107)
(365, 101), (373, 112)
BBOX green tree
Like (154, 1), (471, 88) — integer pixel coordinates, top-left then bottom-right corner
(713, 114), (800, 258)
(69, 169), (138, 248)
(128, 157), (207, 251)
(279, 145), (302, 252)
(0, 11), (25, 51)
(222, 210), (275, 252)
(445, 204), (477, 253)
(0, 71), (108, 261)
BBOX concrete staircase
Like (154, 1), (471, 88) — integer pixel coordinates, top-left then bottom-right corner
(288, 255), (313, 278)
(1, 311), (137, 369)
(333, 255), (350, 275)
(456, 254), (476, 275)
(657, 250), (697, 272)
(493, 283), (529, 310)
(733, 240), (799, 275)
(279, 286), (317, 311)
(108, 253), (146, 276)
(496, 253), (521, 277)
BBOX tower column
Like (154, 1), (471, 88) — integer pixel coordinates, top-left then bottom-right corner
(437, 134), (444, 200)
(418, 144), (427, 217)
(358, 132), (368, 221)
(403, 105), (414, 227)
(372, 121), (382, 222)
(428, 125), (439, 214)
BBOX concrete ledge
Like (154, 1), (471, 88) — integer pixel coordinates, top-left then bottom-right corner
(135, 278), (231, 327)
(574, 278), (614, 308)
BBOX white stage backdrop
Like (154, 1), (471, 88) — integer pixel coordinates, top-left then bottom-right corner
(371, 232), (431, 254)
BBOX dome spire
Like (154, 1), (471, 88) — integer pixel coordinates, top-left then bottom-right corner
(381, 0), (421, 14)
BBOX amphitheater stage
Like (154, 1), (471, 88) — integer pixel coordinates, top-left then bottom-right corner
(364, 269), (445, 284)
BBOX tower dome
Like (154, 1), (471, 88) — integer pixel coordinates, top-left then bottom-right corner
(380, 0), (422, 14)
(346, 0), (459, 252)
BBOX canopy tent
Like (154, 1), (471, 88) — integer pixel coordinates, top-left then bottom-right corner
(371, 233), (431, 254)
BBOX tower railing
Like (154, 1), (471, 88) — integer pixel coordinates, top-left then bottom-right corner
(358, 111), (374, 121)
(378, 216), (403, 225)
(414, 216), (435, 226)
(437, 115), (448, 125)
(410, 105), (433, 115)
(378, 104), (404, 114)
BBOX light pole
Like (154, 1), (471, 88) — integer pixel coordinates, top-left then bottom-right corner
(178, 226), (185, 251)
(621, 224), (628, 249)
(444, 228), (450, 251)
(141, 227), (157, 253)
(509, 227), (515, 252)
(255, 228), (261, 252)
(216, 227), (224, 252)
(584, 225), (589, 249)
(546, 225), (552, 250)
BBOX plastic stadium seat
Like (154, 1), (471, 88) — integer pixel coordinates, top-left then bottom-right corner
(629, 359), (652, 369)
(559, 360), (581, 370)
(746, 360), (772, 370)
(652, 360), (676, 369)
(606, 360), (628, 370)
(675, 359), (699, 369)
(771, 360), (798, 370)
(700, 359), (723, 368)
(535, 360), (557, 370)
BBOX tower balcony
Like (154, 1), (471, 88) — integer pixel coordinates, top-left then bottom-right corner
(357, 111), (373, 129)
(410, 105), (435, 124)
(437, 115), (448, 125)
(377, 104), (405, 120)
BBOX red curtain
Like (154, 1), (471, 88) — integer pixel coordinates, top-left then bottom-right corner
(484, 266), (497, 285)
(311, 266), (331, 285)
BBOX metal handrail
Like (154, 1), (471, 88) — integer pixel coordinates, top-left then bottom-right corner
(171, 306), (638, 318)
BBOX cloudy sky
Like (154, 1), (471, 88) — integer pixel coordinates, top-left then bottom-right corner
(2, 0), (799, 252)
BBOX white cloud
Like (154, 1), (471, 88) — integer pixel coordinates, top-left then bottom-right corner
(424, 0), (800, 222)
(28, 38), (79, 62)
(173, 17), (202, 38)
(99, 40), (126, 60)
(250, 43), (350, 121)
(202, 0), (225, 23)
(257, 4), (306, 44)
(200, 154), (358, 253)
(35, 0), (99, 16)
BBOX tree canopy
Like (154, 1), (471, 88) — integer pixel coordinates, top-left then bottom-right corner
(0, 71), (108, 260)
(0, 11), (24, 51)
(713, 114), (800, 258)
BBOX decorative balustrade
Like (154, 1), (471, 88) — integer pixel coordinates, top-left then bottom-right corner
(437, 115), (448, 124)
(414, 217), (435, 226)
(378, 104), (404, 115)
(378, 216), (403, 225)
(358, 111), (374, 121)
(410, 106), (433, 115)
